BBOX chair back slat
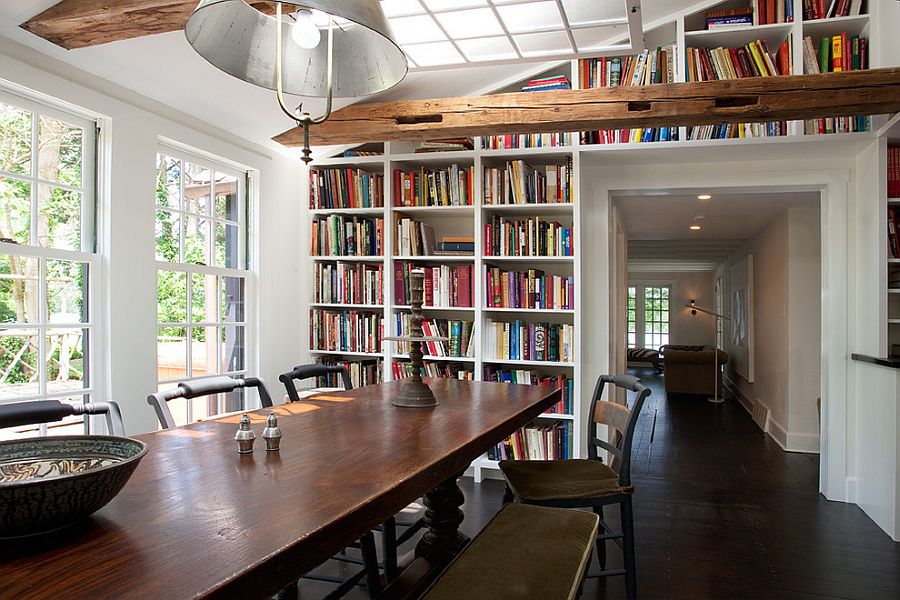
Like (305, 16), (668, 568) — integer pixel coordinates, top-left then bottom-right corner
(593, 401), (631, 436)
(279, 364), (352, 403)
(586, 374), (651, 487)
(147, 376), (273, 430)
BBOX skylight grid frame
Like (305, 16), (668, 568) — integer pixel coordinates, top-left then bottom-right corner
(383, 0), (643, 70)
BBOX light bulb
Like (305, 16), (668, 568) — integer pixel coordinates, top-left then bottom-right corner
(292, 9), (321, 49)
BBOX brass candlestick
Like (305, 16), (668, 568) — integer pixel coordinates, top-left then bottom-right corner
(383, 269), (448, 408)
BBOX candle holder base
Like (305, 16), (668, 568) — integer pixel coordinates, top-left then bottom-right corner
(392, 380), (439, 408)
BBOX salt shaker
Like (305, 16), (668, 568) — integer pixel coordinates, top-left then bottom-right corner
(262, 413), (282, 452)
(235, 414), (256, 454)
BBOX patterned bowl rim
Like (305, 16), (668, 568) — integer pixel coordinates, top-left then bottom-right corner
(0, 435), (149, 488)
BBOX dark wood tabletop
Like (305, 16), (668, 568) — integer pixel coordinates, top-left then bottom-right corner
(0, 378), (561, 599)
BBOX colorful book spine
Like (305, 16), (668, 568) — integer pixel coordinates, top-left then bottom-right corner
(309, 309), (383, 353)
(485, 267), (574, 310)
(392, 361), (474, 380)
(392, 164), (473, 207)
(393, 316), (474, 358)
(488, 420), (573, 461)
(311, 215), (383, 257)
(803, 33), (869, 135)
(315, 358), (383, 387)
(314, 262), (383, 305)
(485, 215), (574, 257)
(394, 262), (473, 308)
(309, 167), (384, 210)
(486, 320), (574, 363)
(483, 158), (574, 205)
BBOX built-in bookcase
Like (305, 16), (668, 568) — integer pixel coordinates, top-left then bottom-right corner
(886, 123), (900, 356)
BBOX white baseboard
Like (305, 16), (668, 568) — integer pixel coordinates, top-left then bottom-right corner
(785, 432), (821, 454)
(844, 477), (858, 504)
(766, 416), (789, 449)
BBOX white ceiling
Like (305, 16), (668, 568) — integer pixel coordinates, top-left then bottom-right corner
(0, 1), (696, 156)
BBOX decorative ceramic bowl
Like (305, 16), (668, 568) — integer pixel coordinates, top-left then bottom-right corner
(0, 435), (148, 538)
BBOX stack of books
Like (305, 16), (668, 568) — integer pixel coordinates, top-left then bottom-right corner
(392, 361), (474, 380)
(309, 309), (383, 353)
(485, 267), (574, 310)
(393, 164), (474, 207)
(482, 132), (570, 150)
(802, 33), (869, 134)
(414, 138), (474, 153)
(802, 0), (864, 20)
(394, 262), (473, 307)
(314, 262), (383, 305)
(436, 236), (475, 256)
(393, 316), (475, 358)
(342, 149), (382, 158)
(315, 358), (383, 387)
(705, 6), (753, 28)
(486, 320), (574, 362)
(310, 168), (383, 209)
(889, 146), (900, 199)
(579, 48), (679, 144)
(484, 367), (574, 414)
(394, 217), (435, 256)
(488, 420), (572, 461)
(483, 158), (573, 204)
(485, 215), (573, 257)
(521, 74), (570, 92)
(311, 215), (383, 257)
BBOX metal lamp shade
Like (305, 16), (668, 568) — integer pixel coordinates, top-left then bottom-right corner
(185, 0), (408, 98)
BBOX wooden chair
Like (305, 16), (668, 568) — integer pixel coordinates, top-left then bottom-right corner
(278, 363), (425, 597)
(0, 399), (126, 436)
(499, 374), (651, 600)
(146, 374), (273, 429)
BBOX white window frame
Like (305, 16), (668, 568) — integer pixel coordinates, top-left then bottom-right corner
(154, 144), (255, 423)
(627, 283), (671, 350)
(0, 87), (102, 435)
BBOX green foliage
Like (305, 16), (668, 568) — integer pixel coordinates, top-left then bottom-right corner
(0, 337), (35, 384)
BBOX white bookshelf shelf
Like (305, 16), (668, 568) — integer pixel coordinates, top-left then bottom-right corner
(390, 150), (476, 164)
(310, 207), (384, 216)
(392, 354), (476, 363)
(394, 305), (475, 312)
(684, 22), (793, 49)
(309, 350), (382, 357)
(310, 303), (384, 309)
(312, 155), (385, 167)
(483, 307), (576, 314)
(483, 256), (575, 264)
(802, 15), (870, 39)
(482, 358), (576, 368)
(393, 255), (475, 262)
(392, 205), (475, 215)
(482, 203), (574, 214)
(312, 256), (385, 262)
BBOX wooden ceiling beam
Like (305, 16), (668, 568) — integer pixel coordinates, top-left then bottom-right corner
(21, 1), (277, 50)
(271, 68), (900, 148)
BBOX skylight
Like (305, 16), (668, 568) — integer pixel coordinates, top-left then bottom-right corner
(379, 0), (642, 69)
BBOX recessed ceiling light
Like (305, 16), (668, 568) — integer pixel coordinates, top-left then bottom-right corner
(697, 194), (712, 200)
(690, 225), (702, 231)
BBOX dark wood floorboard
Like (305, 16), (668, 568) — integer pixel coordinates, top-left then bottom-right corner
(297, 367), (900, 599)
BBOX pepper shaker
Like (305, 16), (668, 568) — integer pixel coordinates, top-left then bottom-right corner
(262, 413), (282, 452)
(235, 414), (256, 454)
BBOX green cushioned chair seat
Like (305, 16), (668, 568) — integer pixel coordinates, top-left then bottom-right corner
(500, 459), (624, 502)
(422, 503), (599, 600)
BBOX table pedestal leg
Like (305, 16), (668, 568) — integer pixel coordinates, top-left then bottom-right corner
(416, 473), (469, 563)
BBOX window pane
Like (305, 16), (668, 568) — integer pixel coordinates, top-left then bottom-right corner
(157, 270), (187, 323)
(0, 176), (31, 245)
(191, 273), (216, 324)
(37, 185), (81, 251)
(221, 276), (245, 323)
(156, 208), (181, 262)
(47, 259), (88, 323)
(158, 326), (187, 382)
(46, 328), (87, 396)
(184, 162), (211, 215)
(0, 103), (32, 176)
(0, 331), (40, 400)
(192, 325), (217, 378)
(214, 222), (240, 269)
(38, 116), (82, 188)
(156, 155), (181, 209)
(215, 172), (239, 220)
(220, 325), (245, 373)
(0, 254), (38, 323)
(183, 215), (209, 265)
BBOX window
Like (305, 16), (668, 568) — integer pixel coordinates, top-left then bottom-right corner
(0, 90), (98, 438)
(625, 285), (670, 350)
(155, 148), (250, 426)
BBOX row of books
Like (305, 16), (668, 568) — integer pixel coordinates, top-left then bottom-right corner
(703, 6), (755, 29)
(887, 208), (900, 260)
(315, 358), (383, 388)
(311, 215), (383, 257)
(393, 316), (475, 358)
(485, 216), (574, 257)
(484, 367), (574, 415)
(414, 138), (474, 153)
(391, 361), (474, 380)
(309, 309), (383, 353)
(482, 133), (570, 150)
(688, 122), (789, 140)
(394, 218), (435, 256)
(521, 74), (571, 92)
(687, 38), (791, 82)
(394, 262), (473, 308)
(488, 420), (573, 461)
(310, 168), (383, 210)
(802, 33), (869, 135)
(314, 262), (383, 305)
(486, 320), (574, 363)
(393, 165), (474, 207)
(485, 267), (574, 311)
(889, 146), (900, 199)
(749, 0), (794, 26)
(578, 50), (679, 146)
(801, 0), (864, 20)
(483, 159), (574, 205)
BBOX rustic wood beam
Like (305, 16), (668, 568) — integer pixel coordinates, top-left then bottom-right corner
(271, 68), (900, 148)
(21, 1), (276, 50)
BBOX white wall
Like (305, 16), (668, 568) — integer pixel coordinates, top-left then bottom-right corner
(629, 270), (717, 347)
(0, 38), (303, 435)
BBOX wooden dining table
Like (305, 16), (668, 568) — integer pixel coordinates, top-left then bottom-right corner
(0, 378), (561, 599)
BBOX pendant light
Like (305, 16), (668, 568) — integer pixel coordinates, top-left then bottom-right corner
(185, 1), (408, 162)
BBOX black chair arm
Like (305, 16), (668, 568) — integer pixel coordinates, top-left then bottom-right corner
(279, 364), (352, 403)
(0, 400), (74, 429)
(241, 376), (274, 408)
(600, 374), (644, 393)
(178, 375), (239, 399)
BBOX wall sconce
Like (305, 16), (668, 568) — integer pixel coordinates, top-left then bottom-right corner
(690, 299), (697, 315)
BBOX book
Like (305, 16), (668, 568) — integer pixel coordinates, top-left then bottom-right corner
(486, 319), (574, 362)
(488, 420), (573, 461)
(315, 262), (383, 305)
(394, 262), (473, 307)
(393, 315), (474, 357)
(485, 215), (574, 257)
(310, 308), (382, 353)
(311, 215), (383, 257)
(393, 164), (473, 207)
(394, 218), (436, 256)
(315, 358), (383, 387)
(485, 267), (574, 310)
(803, 33), (870, 135)
(483, 158), (574, 204)
(310, 167), (384, 210)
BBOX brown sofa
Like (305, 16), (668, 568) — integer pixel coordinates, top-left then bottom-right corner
(661, 345), (729, 397)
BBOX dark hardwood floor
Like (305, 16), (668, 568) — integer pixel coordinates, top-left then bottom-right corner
(299, 367), (900, 599)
